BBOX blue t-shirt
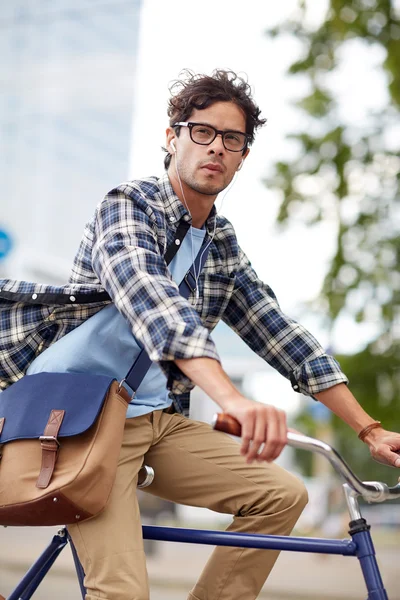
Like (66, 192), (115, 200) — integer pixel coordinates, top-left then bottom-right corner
(27, 226), (206, 418)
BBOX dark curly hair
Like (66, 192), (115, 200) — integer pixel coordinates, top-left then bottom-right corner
(164, 69), (266, 169)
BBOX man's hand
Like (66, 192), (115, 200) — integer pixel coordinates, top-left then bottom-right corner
(174, 357), (288, 464)
(315, 384), (400, 469)
(222, 398), (288, 464)
(363, 428), (400, 468)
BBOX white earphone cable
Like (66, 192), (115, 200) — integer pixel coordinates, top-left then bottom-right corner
(174, 153), (199, 302)
(173, 145), (240, 306)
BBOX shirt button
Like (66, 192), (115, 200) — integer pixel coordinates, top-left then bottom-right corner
(175, 239), (181, 246)
(169, 216), (175, 222)
(69, 295), (76, 302)
(32, 293), (38, 300)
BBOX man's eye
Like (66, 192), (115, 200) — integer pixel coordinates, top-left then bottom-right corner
(196, 127), (212, 136)
(225, 132), (240, 142)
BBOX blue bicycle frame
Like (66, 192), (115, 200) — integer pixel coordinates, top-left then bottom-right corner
(5, 517), (387, 600)
(5, 430), (398, 600)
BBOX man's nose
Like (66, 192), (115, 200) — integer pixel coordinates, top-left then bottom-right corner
(207, 133), (225, 155)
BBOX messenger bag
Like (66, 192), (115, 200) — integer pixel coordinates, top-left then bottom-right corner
(0, 223), (211, 526)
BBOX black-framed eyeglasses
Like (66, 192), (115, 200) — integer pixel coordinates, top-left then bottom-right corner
(174, 122), (249, 152)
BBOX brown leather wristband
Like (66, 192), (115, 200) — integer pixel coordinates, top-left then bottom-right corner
(358, 421), (382, 442)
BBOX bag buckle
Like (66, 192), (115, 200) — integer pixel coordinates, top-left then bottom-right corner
(39, 435), (60, 447)
(117, 379), (136, 401)
(184, 272), (197, 294)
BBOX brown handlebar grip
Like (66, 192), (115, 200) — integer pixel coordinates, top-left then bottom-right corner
(213, 414), (242, 437)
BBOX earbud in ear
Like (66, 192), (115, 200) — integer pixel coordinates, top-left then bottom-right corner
(170, 140), (176, 153)
(237, 159), (244, 171)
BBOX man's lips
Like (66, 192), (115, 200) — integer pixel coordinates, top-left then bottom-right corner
(201, 163), (223, 173)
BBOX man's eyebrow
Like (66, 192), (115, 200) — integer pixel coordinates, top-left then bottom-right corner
(194, 122), (246, 134)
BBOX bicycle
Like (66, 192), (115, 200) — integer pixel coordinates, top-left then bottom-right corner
(2, 413), (400, 600)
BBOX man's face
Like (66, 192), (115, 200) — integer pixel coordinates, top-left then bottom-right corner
(167, 101), (250, 197)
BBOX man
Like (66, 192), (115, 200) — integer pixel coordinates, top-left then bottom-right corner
(1, 69), (400, 600)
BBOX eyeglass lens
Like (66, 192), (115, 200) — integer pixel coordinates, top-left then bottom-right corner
(190, 124), (247, 151)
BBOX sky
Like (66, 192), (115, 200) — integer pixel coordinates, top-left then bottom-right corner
(129, 0), (389, 356)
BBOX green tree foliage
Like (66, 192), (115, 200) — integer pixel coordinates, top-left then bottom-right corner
(266, 0), (400, 477)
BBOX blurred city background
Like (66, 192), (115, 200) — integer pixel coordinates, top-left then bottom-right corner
(0, 0), (399, 598)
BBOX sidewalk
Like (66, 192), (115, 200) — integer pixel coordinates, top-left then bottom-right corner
(0, 525), (398, 599)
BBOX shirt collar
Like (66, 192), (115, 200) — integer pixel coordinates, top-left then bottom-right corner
(158, 172), (217, 234)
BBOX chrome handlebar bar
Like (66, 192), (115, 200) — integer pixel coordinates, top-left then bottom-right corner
(286, 431), (400, 503)
(212, 414), (400, 503)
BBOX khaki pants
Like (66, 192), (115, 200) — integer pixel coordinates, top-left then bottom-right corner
(68, 409), (308, 600)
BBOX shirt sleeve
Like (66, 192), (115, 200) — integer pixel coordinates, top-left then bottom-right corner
(223, 247), (348, 396)
(91, 185), (220, 394)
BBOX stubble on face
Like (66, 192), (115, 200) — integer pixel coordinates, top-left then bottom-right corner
(177, 162), (228, 196)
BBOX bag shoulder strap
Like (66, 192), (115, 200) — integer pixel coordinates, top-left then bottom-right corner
(124, 231), (212, 394)
(164, 220), (190, 265)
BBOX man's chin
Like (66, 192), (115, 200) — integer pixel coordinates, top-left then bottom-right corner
(191, 182), (226, 196)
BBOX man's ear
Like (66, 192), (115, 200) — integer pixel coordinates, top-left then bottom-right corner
(166, 127), (176, 155)
(237, 148), (250, 171)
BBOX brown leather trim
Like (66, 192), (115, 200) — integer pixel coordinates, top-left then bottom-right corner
(117, 384), (131, 405)
(36, 409), (65, 489)
(0, 418), (5, 461)
(0, 490), (92, 526)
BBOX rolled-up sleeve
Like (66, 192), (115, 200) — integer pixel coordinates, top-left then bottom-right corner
(223, 248), (348, 397)
(91, 186), (220, 393)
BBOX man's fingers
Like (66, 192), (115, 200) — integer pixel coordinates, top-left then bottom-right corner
(390, 450), (400, 468)
(246, 412), (267, 462)
(228, 403), (289, 464)
(372, 446), (400, 468)
(276, 410), (288, 458)
(258, 415), (277, 461)
(270, 409), (287, 460)
(257, 408), (287, 462)
(240, 412), (255, 457)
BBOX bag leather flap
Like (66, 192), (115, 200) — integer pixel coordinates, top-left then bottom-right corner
(0, 372), (116, 443)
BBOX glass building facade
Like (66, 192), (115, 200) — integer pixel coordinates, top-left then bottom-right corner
(0, 0), (143, 282)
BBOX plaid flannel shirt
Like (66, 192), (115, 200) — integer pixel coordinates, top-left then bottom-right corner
(0, 173), (347, 415)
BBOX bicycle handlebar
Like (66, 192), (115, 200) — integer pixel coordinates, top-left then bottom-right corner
(212, 413), (400, 503)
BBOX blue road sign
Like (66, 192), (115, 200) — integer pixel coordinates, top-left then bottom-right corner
(0, 229), (13, 261)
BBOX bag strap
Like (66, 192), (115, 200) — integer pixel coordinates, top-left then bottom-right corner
(164, 220), (190, 265)
(123, 231), (212, 395)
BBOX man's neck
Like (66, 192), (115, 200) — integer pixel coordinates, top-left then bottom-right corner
(168, 169), (216, 229)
